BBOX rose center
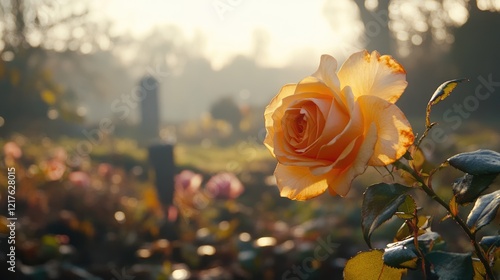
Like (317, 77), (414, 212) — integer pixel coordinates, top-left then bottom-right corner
(295, 114), (307, 135)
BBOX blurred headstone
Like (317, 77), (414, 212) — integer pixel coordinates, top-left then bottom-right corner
(142, 75), (178, 240)
(140, 76), (160, 142)
(147, 143), (175, 206)
(148, 142), (179, 241)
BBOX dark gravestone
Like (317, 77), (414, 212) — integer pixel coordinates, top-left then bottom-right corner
(140, 76), (160, 141)
(142, 76), (178, 240)
(141, 75), (174, 206)
(148, 142), (179, 241)
(147, 143), (176, 206)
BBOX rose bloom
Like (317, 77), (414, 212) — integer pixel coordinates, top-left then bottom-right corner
(205, 172), (244, 199)
(43, 159), (66, 181)
(3, 141), (22, 159)
(68, 171), (90, 188)
(175, 170), (203, 193)
(174, 170), (204, 217)
(264, 50), (414, 200)
(97, 163), (114, 180)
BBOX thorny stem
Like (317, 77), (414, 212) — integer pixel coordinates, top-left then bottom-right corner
(415, 122), (437, 149)
(408, 214), (427, 279)
(398, 162), (495, 280)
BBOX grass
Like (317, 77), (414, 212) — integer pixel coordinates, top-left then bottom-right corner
(175, 141), (274, 174)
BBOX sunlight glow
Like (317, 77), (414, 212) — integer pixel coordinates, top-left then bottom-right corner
(365, 0), (379, 11)
(137, 248), (151, 258)
(477, 0), (500, 11)
(218, 221), (230, 231)
(156, 239), (170, 249)
(114, 211), (126, 223)
(95, 0), (360, 69)
(196, 227), (210, 239)
(445, 0), (469, 26)
(47, 109), (59, 120)
(171, 269), (190, 280)
(254, 236), (277, 247)
(197, 245), (216, 256)
(275, 240), (295, 254)
(389, 0), (470, 56)
(239, 232), (251, 242)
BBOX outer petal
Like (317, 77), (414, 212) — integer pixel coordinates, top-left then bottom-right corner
(275, 124), (378, 200)
(317, 92), (363, 161)
(312, 54), (341, 93)
(264, 84), (297, 153)
(327, 123), (378, 196)
(274, 164), (329, 200)
(312, 55), (350, 110)
(337, 50), (407, 103)
(358, 95), (414, 166)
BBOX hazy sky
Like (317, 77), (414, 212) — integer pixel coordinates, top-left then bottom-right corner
(95, 0), (359, 69)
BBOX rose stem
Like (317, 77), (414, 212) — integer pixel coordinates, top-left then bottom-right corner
(397, 162), (495, 280)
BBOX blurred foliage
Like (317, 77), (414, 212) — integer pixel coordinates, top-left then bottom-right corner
(0, 135), (367, 279)
(209, 96), (243, 134)
(0, 0), (124, 135)
(0, 125), (499, 279)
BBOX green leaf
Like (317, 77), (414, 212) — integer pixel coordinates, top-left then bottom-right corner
(466, 190), (500, 233)
(395, 195), (417, 219)
(362, 183), (413, 248)
(383, 241), (419, 269)
(394, 216), (431, 241)
(479, 235), (500, 252)
(447, 149), (500, 176)
(344, 250), (406, 280)
(384, 232), (442, 269)
(426, 78), (468, 127)
(426, 251), (473, 280)
(428, 78), (468, 106)
(412, 231), (442, 245)
(452, 173), (498, 204)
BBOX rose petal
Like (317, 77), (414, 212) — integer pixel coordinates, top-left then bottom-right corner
(274, 163), (329, 200)
(327, 123), (378, 196)
(318, 86), (352, 145)
(264, 84), (297, 153)
(287, 99), (327, 149)
(317, 97), (364, 161)
(337, 50), (407, 103)
(358, 95), (414, 166)
(312, 54), (341, 93)
(272, 94), (333, 164)
(275, 125), (378, 200)
(295, 76), (337, 97)
(310, 135), (362, 176)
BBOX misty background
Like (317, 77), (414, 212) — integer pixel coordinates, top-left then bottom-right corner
(2, 2), (500, 279)
(1, 0), (499, 140)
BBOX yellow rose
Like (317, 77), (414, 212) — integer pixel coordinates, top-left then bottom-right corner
(264, 50), (414, 200)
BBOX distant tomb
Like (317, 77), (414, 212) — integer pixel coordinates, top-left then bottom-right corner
(139, 75), (160, 141)
(140, 75), (177, 223)
(148, 143), (176, 206)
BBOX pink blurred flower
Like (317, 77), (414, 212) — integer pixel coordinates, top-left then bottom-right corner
(174, 170), (206, 217)
(97, 163), (113, 179)
(3, 141), (22, 159)
(68, 171), (90, 188)
(205, 172), (244, 199)
(43, 159), (66, 181)
(175, 170), (203, 192)
(51, 147), (67, 162)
